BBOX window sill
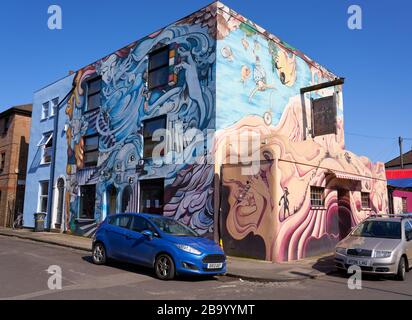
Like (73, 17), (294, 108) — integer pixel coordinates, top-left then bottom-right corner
(311, 206), (327, 210)
(40, 162), (51, 166)
(362, 207), (372, 211)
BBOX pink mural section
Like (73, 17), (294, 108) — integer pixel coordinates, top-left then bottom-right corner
(214, 3), (388, 262)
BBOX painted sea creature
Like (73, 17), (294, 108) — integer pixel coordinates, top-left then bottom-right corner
(240, 65), (251, 85)
(241, 37), (249, 50)
(221, 46), (234, 61)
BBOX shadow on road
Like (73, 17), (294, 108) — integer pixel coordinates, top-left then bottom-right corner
(81, 255), (220, 283)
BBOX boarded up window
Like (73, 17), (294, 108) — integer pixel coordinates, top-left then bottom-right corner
(311, 95), (337, 137)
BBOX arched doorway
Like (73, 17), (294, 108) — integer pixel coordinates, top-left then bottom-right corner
(55, 178), (65, 230)
(107, 185), (117, 215)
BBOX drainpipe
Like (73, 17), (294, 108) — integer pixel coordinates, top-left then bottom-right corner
(399, 136), (404, 169)
(46, 85), (75, 231)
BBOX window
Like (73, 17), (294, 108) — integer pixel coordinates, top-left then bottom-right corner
(148, 46), (170, 90)
(310, 186), (325, 207)
(405, 221), (412, 240)
(0, 152), (5, 173)
(42, 102), (50, 119)
(139, 179), (164, 215)
(402, 197), (408, 213)
(79, 185), (96, 219)
(86, 77), (101, 112)
(38, 132), (53, 164)
(1, 116), (10, 135)
(51, 98), (59, 116)
(361, 192), (370, 209)
(143, 116), (166, 159)
(108, 215), (132, 229)
(38, 181), (49, 213)
(131, 216), (155, 233)
(84, 135), (99, 167)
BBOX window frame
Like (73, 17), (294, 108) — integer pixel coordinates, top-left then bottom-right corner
(85, 76), (102, 113)
(310, 186), (325, 208)
(402, 197), (408, 213)
(38, 132), (53, 165)
(42, 101), (50, 120)
(0, 152), (5, 173)
(78, 184), (96, 220)
(139, 178), (165, 215)
(142, 115), (167, 159)
(50, 97), (59, 117)
(361, 192), (371, 209)
(147, 45), (170, 90)
(83, 134), (99, 168)
(1, 116), (10, 135)
(38, 181), (49, 214)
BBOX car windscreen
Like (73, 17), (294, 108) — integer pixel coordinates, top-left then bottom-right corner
(351, 220), (401, 239)
(148, 217), (199, 237)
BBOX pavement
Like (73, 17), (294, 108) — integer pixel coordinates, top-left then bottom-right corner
(0, 227), (335, 282)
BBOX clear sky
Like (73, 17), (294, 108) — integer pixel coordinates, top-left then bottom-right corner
(0, 0), (411, 163)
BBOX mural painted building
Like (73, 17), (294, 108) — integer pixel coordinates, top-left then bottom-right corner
(23, 2), (388, 261)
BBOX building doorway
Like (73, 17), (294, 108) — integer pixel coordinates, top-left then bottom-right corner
(106, 184), (117, 215)
(337, 189), (352, 240)
(55, 178), (65, 230)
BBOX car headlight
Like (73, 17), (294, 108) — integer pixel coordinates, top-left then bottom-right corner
(373, 250), (392, 258)
(176, 244), (201, 255)
(335, 247), (347, 255)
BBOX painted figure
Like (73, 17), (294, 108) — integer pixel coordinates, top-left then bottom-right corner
(249, 56), (275, 102)
(279, 187), (290, 221)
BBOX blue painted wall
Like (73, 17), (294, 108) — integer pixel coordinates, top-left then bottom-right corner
(23, 74), (75, 228)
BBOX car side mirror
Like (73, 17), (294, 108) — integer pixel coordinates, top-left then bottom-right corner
(142, 230), (154, 240)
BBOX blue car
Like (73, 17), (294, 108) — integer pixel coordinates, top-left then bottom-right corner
(91, 213), (226, 280)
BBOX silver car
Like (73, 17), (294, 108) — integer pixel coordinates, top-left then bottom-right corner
(334, 215), (412, 281)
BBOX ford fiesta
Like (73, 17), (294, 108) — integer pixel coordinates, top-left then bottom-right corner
(91, 213), (226, 280)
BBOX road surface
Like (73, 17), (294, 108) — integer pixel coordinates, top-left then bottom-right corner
(1, 235), (412, 300)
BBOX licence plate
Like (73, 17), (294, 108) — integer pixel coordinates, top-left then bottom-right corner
(347, 259), (371, 267)
(207, 263), (223, 269)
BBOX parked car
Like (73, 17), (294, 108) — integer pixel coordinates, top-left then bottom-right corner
(334, 215), (412, 281)
(91, 213), (226, 280)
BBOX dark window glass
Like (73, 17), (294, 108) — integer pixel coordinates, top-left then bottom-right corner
(131, 216), (155, 233)
(139, 179), (164, 215)
(84, 135), (99, 167)
(148, 67), (169, 89)
(79, 185), (96, 219)
(143, 116), (166, 159)
(86, 77), (101, 111)
(148, 46), (169, 90)
(0, 152), (5, 172)
(352, 221), (401, 239)
(2, 117), (10, 135)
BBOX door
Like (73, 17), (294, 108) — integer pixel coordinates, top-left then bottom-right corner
(55, 178), (65, 229)
(219, 162), (274, 260)
(337, 189), (352, 240)
(105, 215), (133, 260)
(125, 216), (158, 266)
(107, 185), (117, 215)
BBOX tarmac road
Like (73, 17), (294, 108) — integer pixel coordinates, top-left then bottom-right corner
(1, 235), (412, 300)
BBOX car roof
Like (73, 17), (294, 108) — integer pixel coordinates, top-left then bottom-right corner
(113, 213), (170, 219)
(366, 217), (403, 222)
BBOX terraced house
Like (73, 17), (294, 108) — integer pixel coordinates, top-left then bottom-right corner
(23, 1), (388, 262)
(0, 104), (31, 227)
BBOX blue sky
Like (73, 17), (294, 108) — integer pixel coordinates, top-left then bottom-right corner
(0, 0), (411, 163)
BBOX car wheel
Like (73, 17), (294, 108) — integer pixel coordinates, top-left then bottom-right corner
(92, 242), (107, 265)
(396, 257), (406, 281)
(155, 254), (175, 280)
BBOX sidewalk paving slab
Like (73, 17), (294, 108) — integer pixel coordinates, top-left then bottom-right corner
(0, 227), (336, 282)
